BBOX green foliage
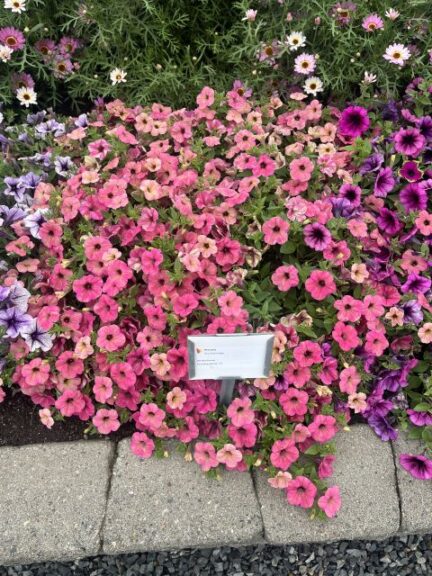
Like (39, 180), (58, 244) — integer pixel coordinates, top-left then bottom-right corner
(0, 0), (431, 114)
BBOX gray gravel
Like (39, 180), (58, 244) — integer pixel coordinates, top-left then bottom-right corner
(1, 533), (432, 575)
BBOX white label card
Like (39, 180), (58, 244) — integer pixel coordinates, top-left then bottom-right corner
(187, 333), (274, 380)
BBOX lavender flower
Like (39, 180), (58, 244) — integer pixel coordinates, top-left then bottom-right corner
(374, 167), (395, 197)
(0, 307), (33, 338)
(400, 300), (423, 324)
(23, 209), (48, 239)
(21, 319), (53, 352)
(54, 156), (74, 177)
(401, 273), (431, 295)
(359, 153), (383, 174)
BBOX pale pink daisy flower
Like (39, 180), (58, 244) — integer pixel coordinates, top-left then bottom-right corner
(362, 14), (384, 32)
(383, 43), (410, 66)
(294, 53), (316, 75)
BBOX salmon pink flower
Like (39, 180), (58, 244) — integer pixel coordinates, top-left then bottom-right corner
(22, 358), (50, 387)
(286, 476), (317, 508)
(270, 438), (299, 470)
(39, 408), (54, 429)
(218, 290), (244, 317)
(227, 397), (255, 426)
(252, 154), (276, 178)
(93, 376), (113, 403)
(138, 403), (165, 431)
(284, 362), (311, 388)
(131, 432), (155, 459)
(216, 443), (243, 470)
(194, 442), (218, 472)
(318, 486), (341, 518)
(268, 471), (292, 489)
(262, 217), (289, 245)
(289, 156), (314, 182)
(166, 387), (187, 410)
(339, 366), (360, 394)
(93, 295), (119, 323)
(150, 352), (171, 377)
(93, 409), (120, 434)
(348, 392), (367, 413)
(55, 390), (85, 417)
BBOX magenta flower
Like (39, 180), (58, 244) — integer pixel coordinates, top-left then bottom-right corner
(338, 106), (370, 138)
(400, 454), (432, 480)
(394, 127), (426, 156)
(286, 476), (317, 508)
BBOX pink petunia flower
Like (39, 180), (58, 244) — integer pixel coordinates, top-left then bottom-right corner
(270, 438), (299, 470)
(39, 408), (54, 429)
(286, 476), (317, 508)
(228, 422), (258, 448)
(262, 217), (290, 245)
(172, 293), (200, 318)
(96, 324), (126, 352)
(194, 442), (218, 472)
(138, 403), (165, 431)
(55, 390), (85, 417)
(293, 341), (322, 367)
(318, 486), (341, 517)
(318, 454), (336, 479)
(289, 156), (314, 182)
(339, 366), (360, 394)
(280, 388), (309, 417)
(268, 471), (292, 489)
(93, 409), (120, 434)
(305, 270), (336, 301)
(332, 321), (360, 352)
(227, 397), (255, 427)
(55, 351), (84, 379)
(271, 265), (299, 291)
(130, 432), (155, 459)
(73, 274), (103, 303)
(93, 376), (113, 403)
(308, 415), (338, 443)
(364, 330), (389, 356)
(218, 290), (244, 317)
(110, 361), (137, 389)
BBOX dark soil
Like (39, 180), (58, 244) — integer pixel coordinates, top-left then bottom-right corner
(0, 388), (134, 447)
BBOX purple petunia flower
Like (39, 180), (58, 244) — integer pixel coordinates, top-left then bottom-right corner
(400, 300), (423, 324)
(407, 409), (432, 427)
(339, 183), (362, 206)
(376, 208), (403, 235)
(27, 111), (46, 125)
(7, 283), (31, 313)
(20, 172), (41, 191)
(368, 414), (398, 441)
(400, 454), (432, 480)
(0, 307), (33, 339)
(359, 153), (384, 174)
(338, 105), (370, 138)
(382, 101), (399, 122)
(54, 156), (74, 177)
(35, 119), (65, 139)
(0, 205), (26, 225)
(374, 167), (395, 197)
(394, 127), (426, 156)
(418, 116), (432, 142)
(401, 273), (431, 295)
(400, 161), (423, 182)
(303, 223), (332, 251)
(399, 183), (427, 212)
(75, 114), (88, 128)
(0, 286), (10, 302)
(330, 197), (356, 218)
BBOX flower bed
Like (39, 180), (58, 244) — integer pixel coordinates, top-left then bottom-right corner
(1, 80), (432, 519)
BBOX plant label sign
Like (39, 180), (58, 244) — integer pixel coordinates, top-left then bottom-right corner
(187, 333), (274, 380)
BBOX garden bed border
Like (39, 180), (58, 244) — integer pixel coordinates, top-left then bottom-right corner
(0, 424), (431, 567)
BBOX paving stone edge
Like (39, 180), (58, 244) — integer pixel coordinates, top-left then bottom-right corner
(1, 427), (428, 566)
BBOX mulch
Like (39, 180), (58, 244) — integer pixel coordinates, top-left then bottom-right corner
(0, 388), (133, 447)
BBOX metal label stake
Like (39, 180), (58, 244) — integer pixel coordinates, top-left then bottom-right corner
(219, 378), (236, 406)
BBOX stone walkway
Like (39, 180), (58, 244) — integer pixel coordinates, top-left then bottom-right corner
(0, 425), (430, 566)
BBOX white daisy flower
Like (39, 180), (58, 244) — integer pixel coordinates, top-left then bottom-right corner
(362, 71), (377, 85)
(383, 43), (411, 66)
(110, 68), (127, 85)
(385, 8), (400, 20)
(4, 0), (26, 12)
(0, 44), (13, 63)
(303, 76), (323, 96)
(16, 86), (37, 108)
(286, 31), (306, 51)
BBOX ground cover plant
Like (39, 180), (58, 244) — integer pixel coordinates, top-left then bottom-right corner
(1, 79), (432, 518)
(0, 0), (431, 113)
